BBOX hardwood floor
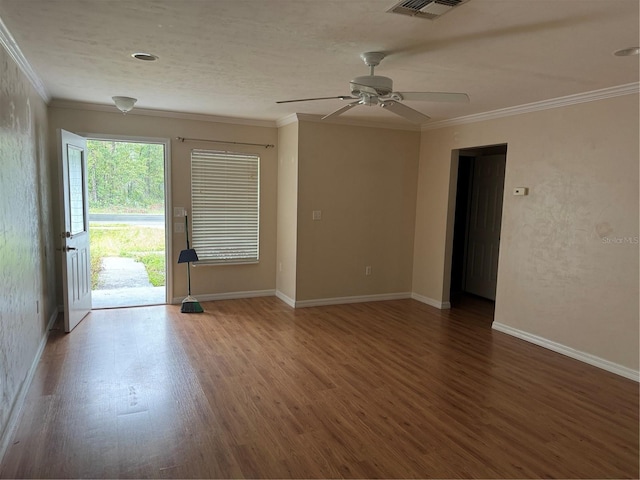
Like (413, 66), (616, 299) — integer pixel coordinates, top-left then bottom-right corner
(1, 297), (637, 478)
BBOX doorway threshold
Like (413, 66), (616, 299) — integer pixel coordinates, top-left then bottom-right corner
(92, 286), (165, 309)
(92, 256), (165, 309)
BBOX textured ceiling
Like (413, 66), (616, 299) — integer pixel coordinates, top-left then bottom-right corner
(0, 0), (638, 126)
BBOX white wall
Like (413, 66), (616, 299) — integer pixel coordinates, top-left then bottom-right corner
(0, 43), (55, 457)
(414, 94), (639, 372)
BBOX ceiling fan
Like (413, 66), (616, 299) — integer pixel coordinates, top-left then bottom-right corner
(276, 52), (469, 123)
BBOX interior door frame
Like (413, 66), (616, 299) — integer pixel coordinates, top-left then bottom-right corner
(81, 133), (173, 305)
(443, 144), (507, 308)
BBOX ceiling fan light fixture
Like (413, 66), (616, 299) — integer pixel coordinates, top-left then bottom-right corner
(350, 75), (393, 96)
(112, 96), (137, 113)
(613, 47), (640, 57)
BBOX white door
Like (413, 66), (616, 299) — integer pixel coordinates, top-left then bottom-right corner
(59, 129), (92, 332)
(464, 154), (506, 300)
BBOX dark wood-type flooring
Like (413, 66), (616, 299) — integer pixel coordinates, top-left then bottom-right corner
(1, 296), (638, 478)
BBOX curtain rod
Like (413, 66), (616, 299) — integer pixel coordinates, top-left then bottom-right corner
(176, 137), (275, 149)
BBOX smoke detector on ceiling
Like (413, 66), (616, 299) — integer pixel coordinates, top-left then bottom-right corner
(387, 0), (471, 20)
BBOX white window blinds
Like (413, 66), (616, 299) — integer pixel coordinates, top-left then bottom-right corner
(190, 149), (260, 264)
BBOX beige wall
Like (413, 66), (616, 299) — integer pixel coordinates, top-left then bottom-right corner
(0, 46), (55, 449)
(414, 94), (639, 370)
(48, 106), (278, 302)
(276, 121), (298, 302)
(295, 120), (420, 302)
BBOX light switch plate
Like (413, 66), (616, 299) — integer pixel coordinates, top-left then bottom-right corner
(174, 207), (185, 217)
(312, 210), (322, 221)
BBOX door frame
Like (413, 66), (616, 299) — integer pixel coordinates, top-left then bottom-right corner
(81, 133), (173, 305)
(443, 144), (507, 308)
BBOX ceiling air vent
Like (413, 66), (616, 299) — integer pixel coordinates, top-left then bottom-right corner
(387, 0), (470, 20)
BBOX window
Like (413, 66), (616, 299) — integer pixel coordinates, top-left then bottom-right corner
(190, 149), (260, 264)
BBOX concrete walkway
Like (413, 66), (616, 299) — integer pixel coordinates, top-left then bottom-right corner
(97, 257), (151, 289)
(92, 256), (165, 309)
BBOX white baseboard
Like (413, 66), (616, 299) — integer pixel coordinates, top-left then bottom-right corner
(294, 292), (411, 308)
(0, 307), (59, 464)
(411, 292), (451, 309)
(275, 290), (295, 308)
(492, 322), (639, 382)
(171, 289), (275, 305)
(48, 307), (59, 329)
(173, 290), (450, 310)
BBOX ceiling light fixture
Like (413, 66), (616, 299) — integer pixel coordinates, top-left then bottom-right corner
(131, 52), (159, 61)
(112, 96), (137, 114)
(613, 47), (640, 57)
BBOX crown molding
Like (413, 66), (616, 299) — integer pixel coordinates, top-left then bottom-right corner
(422, 82), (640, 131)
(48, 82), (640, 131)
(48, 99), (277, 128)
(0, 17), (50, 103)
(276, 112), (421, 131)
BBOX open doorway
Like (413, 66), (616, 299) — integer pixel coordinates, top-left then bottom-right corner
(450, 144), (507, 313)
(87, 138), (169, 309)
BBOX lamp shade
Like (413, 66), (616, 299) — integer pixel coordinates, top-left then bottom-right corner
(112, 96), (137, 113)
(178, 248), (199, 264)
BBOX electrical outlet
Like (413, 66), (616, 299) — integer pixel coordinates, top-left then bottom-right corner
(312, 210), (322, 221)
(174, 222), (184, 233)
(513, 187), (528, 196)
(174, 207), (186, 217)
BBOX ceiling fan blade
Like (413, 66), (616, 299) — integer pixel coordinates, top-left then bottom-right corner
(322, 101), (360, 120)
(396, 92), (470, 103)
(381, 101), (430, 123)
(276, 95), (356, 104)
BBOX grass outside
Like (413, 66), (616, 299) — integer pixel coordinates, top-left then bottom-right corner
(90, 223), (165, 289)
(89, 206), (165, 215)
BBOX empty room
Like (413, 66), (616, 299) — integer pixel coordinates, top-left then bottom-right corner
(0, 0), (638, 478)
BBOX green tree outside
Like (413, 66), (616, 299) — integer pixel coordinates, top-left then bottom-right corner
(87, 140), (165, 213)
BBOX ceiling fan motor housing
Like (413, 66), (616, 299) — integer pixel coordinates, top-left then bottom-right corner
(350, 75), (394, 96)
